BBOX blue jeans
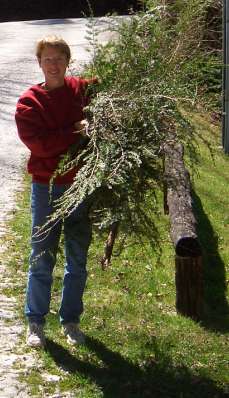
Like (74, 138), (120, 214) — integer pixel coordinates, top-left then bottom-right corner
(25, 182), (92, 325)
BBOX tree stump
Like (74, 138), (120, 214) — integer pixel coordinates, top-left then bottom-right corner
(163, 137), (203, 320)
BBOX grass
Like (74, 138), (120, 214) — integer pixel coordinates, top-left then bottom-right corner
(1, 110), (229, 397)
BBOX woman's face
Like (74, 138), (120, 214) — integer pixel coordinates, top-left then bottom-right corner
(39, 45), (68, 90)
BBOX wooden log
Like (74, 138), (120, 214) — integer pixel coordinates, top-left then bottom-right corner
(163, 139), (202, 257)
(163, 137), (203, 319)
(100, 221), (119, 270)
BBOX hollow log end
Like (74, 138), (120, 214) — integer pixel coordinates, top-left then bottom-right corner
(175, 236), (202, 257)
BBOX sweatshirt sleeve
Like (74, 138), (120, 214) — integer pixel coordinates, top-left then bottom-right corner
(15, 98), (80, 159)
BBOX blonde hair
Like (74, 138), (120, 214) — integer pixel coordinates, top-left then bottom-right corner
(36, 35), (71, 63)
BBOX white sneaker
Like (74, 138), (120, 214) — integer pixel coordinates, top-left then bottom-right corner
(26, 322), (45, 348)
(63, 323), (85, 345)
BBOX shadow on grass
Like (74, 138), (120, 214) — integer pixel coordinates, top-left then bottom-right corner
(192, 191), (229, 333)
(46, 336), (228, 398)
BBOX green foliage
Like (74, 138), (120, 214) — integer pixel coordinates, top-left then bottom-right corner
(48, 0), (220, 249)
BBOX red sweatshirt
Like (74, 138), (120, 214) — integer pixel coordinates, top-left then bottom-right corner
(15, 76), (95, 184)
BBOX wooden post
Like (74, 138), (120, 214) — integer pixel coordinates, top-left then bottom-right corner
(163, 136), (203, 319)
(175, 255), (203, 320)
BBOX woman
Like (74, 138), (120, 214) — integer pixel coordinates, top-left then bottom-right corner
(15, 35), (97, 348)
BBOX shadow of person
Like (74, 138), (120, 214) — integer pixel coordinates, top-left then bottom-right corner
(192, 191), (229, 332)
(45, 336), (228, 398)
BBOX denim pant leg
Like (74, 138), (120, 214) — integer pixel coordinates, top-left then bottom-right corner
(59, 199), (92, 324)
(25, 183), (62, 324)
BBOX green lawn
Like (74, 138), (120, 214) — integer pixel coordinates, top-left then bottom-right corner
(2, 111), (229, 397)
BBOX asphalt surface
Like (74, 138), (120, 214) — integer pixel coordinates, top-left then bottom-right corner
(0, 17), (116, 236)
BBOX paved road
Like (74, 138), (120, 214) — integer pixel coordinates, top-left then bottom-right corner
(0, 17), (117, 236)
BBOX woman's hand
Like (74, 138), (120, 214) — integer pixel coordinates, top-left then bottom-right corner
(73, 119), (89, 137)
